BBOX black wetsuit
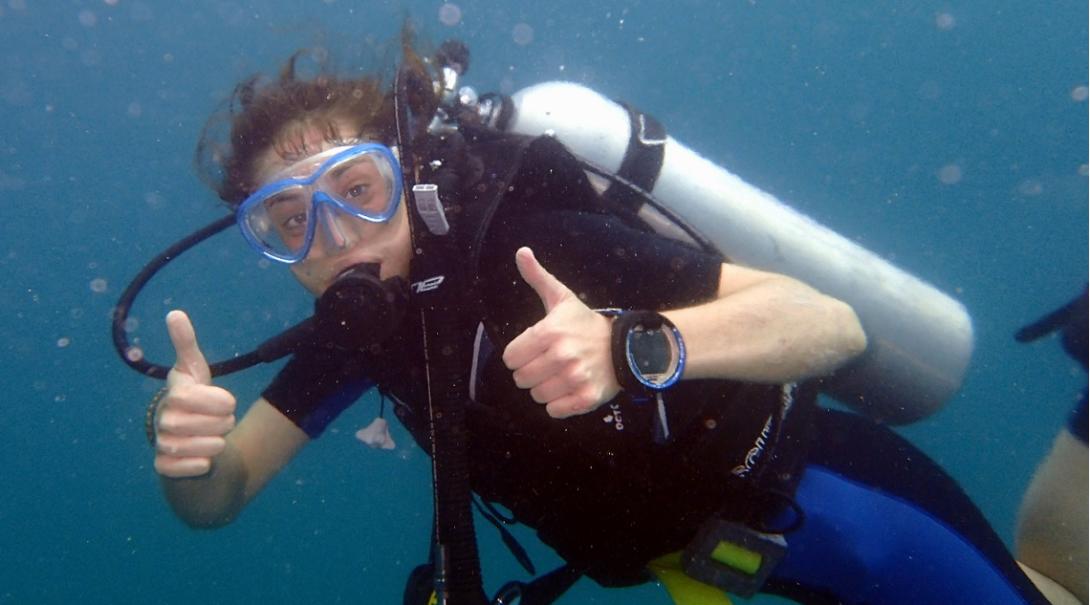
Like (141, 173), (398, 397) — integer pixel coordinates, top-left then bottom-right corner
(262, 136), (1050, 604)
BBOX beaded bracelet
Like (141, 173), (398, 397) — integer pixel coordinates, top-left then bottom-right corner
(144, 387), (169, 447)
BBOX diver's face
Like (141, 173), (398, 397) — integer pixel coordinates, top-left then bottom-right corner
(251, 121), (412, 297)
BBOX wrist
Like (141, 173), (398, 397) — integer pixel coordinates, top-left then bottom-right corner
(144, 387), (169, 447)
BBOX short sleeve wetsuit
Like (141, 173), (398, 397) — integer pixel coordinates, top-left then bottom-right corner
(260, 136), (1051, 604)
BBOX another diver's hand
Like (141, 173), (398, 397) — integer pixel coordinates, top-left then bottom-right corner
(153, 310), (236, 478)
(502, 247), (621, 418)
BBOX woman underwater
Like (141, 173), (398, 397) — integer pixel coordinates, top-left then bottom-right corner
(138, 33), (1079, 605)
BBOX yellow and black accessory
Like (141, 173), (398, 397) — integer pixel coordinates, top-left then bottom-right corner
(680, 516), (788, 598)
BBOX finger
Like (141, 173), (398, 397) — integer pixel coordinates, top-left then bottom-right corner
(510, 354), (554, 389)
(156, 433), (227, 458)
(166, 310), (212, 385)
(155, 454), (212, 478)
(545, 391), (598, 419)
(158, 407), (235, 437)
(529, 375), (573, 405)
(502, 324), (551, 371)
(515, 247), (571, 312)
(165, 384), (236, 416)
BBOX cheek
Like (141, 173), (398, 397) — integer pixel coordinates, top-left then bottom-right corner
(385, 216), (413, 279)
(290, 265), (325, 296)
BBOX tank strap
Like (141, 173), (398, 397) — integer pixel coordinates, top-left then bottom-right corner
(602, 103), (666, 207)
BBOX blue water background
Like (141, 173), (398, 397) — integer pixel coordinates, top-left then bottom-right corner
(0, 1), (1085, 603)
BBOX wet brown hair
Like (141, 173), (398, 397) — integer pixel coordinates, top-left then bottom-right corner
(195, 24), (437, 206)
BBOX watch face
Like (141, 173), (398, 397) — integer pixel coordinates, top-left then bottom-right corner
(626, 325), (682, 387)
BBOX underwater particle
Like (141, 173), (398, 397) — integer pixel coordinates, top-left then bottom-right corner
(123, 317), (139, 333)
(1078, 164), (1088, 177)
(69, 307), (84, 319)
(1018, 179), (1043, 197)
(54, 394), (67, 403)
(9, 0), (26, 11)
(80, 48), (102, 67)
(104, 0), (119, 5)
(90, 277), (108, 293)
(935, 12), (956, 31)
(127, 101), (142, 118)
(144, 191), (164, 208)
(78, 9), (97, 27)
(512, 22), (534, 46)
(438, 2), (461, 27)
(1071, 86), (1089, 102)
(125, 346), (144, 362)
(937, 163), (962, 185)
(56, 337), (71, 348)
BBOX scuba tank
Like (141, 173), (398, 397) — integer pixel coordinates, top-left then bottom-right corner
(483, 81), (974, 425)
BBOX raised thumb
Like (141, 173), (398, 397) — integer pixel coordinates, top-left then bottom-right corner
(515, 247), (570, 312)
(166, 310), (212, 385)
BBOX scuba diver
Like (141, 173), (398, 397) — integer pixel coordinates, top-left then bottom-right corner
(1015, 286), (1088, 604)
(119, 31), (1071, 605)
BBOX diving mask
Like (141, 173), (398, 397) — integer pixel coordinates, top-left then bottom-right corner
(237, 143), (403, 263)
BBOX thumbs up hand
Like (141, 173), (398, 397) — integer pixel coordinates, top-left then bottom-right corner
(152, 310), (237, 478)
(501, 247), (620, 418)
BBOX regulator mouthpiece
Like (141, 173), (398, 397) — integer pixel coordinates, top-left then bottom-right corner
(314, 263), (408, 351)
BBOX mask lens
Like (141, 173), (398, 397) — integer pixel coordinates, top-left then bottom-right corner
(243, 185), (312, 258)
(318, 150), (398, 218)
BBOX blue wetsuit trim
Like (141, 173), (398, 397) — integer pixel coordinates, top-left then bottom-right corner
(763, 410), (1049, 605)
(773, 466), (1039, 605)
(297, 377), (375, 438)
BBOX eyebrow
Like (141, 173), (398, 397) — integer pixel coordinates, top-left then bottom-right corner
(263, 191), (306, 209)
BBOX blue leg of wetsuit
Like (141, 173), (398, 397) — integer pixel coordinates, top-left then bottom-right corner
(764, 410), (1050, 605)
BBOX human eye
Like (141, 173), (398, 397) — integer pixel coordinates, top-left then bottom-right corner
(281, 212), (308, 233)
(345, 182), (371, 200)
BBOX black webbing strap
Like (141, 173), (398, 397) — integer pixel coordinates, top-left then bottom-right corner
(602, 103), (667, 209)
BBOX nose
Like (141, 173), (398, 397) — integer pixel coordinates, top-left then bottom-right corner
(307, 202), (357, 260)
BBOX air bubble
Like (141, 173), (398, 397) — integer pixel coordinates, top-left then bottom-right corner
(1071, 86), (1089, 102)
(935, 12), (955, 30)
(78, 10), (97, 27)
(57, 337), (71, 348)
(937, 164), (962, 185)
(438, 3), (462, 27)
(1018, 179), (1043, 197)
(125, 346), (144, 362)
(512, 23), (534, 46)
(90, 278), (108, 293)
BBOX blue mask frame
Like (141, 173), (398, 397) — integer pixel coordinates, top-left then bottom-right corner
(236, 143), (403, 264)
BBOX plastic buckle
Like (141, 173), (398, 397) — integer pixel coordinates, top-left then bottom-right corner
(412, 184), (450, 235)
(680, 517), (787, 598)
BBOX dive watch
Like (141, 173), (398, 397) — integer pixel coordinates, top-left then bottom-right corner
(608, 310), (686, 393)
